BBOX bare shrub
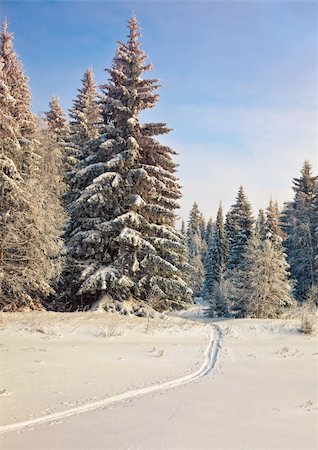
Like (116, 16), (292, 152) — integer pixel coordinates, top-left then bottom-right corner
(95, 316), (123, 338)
(299, 309), (317, 336)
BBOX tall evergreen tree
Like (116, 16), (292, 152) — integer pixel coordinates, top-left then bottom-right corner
(0, 21), (64, 310)
(225, 187), (254, 315)
(282, 161), (318, 301)
(266, 199), (283, 242)
(0, 19), (35, 139)
(63, 16), (191, 313)
(205, 204), (229, 316)
(45, 96), (69, 137)
(69, 68), (101, 146)
(187, 202), (206, 295)
(205, 217), (214, 247)
(203, 216), (214, 284)
(256, 208), (266, 240)
(225, 186), (254, 270)
(41, 99), (67, 205)
(68, 67), (101, 165)
(67, 68), (102, 202)
(234, 231), (294, 318)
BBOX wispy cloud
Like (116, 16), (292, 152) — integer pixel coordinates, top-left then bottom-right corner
(171, 105), (317, 220)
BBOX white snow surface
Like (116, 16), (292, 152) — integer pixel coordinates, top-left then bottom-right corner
(0, 308), (317, 449)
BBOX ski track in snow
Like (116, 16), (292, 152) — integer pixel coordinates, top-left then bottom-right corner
(0, 323), (222, 435)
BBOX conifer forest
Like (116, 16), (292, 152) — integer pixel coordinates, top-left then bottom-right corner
(0, 8), (317, 449)
(1, 16), (316, 317)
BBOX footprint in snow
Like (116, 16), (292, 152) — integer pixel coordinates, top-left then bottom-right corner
(153, 349), (164, 357)
(0, 389), (10, 396)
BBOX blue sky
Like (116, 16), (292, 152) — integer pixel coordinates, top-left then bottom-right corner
(2, 0), (317, 221)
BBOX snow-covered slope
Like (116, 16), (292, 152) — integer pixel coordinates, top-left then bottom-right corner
(0, 311), (317, 449)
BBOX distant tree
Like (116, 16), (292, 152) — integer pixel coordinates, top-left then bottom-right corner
(282, 161), (318, 301)
(256, 208), (267, 240)
(204, 204), (229, 316)
(187, 202), (206, 295)
(68, 67), (101, 172)
(233, 231), (294, 318)
(205, 217), (214, 247)
(265, 199), (284, 242)
(225, 186), (254, 271)
(206, 278), (231, 318)
(69, 68), (101, 151)
(45, 96), (69, 137)
(45, 95), (74, 168)
(203, 216), (214, 286)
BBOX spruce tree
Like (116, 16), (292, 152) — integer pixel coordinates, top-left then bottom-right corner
(282, 161), (318, 301)
(266, 199), (283, 242)
(45, 96), (69, 137)
(205, 204), (229, 316)
(69, 67), (101, 158)
(203, 216), (214, 292)
(0, 21), (64, 310)
(44, 96), (75, 203)
(186, 202), (206, 295)
(67, 68), (101, 202)
(205, 217), (214, 247)
(224, 187), (254, 315)
(68, 68), (101, 172)
(45, 96), (73, 170)
(225, 186), (254, 271)
(0, 19), (35, 139)
(63, 16), (191, 313)
(256, 209), (267, 240)
(235, 231), (294, 318)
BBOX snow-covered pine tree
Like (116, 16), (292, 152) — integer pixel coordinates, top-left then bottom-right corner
(205, 217), (214, 247)
(225, 186), (254, 271)
(68, 68), (101, 169)
(69, 68), (101, 153)
(39, 100), (65, 201)
(225, 187), (254, 315)
(234, 230), (294, 318)
(186, 202), (206, 295)
(203, 216), (214, 289)
(256, 208), (266, 240)
(282, 161), (318, 301)
(0, 19), (35, 140)
(0, 21), (65, 310)
(265, 199), (284, 243)
(65, 68), (102, 203)
(45, 95), (74, 171)
(45, 96), (69, 137)
(0, 46), (27, 308)
(205, 204), (229, 316)
(63, 16), (191, 313)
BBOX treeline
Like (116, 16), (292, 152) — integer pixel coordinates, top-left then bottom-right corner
(0, 17), (192, 314)
(184, 164), (318, 318)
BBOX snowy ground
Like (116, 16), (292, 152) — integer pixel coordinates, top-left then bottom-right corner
(0, 308), (317, 449)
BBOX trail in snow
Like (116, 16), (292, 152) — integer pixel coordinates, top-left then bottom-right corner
(0, 324), (222, 435)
